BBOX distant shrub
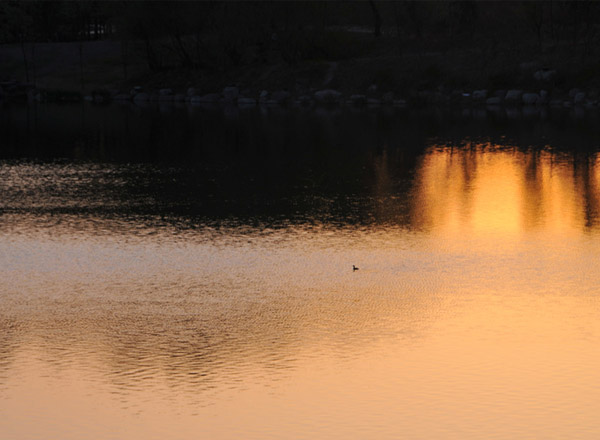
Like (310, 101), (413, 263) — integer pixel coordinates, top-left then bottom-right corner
(575, 63), (600, 87)
(416, 63), (443, 89)
(41, 89), (82, 102)
(488, 70), (518, 89)
(373, 66), (397, 90)
(290, 30), (375, 62)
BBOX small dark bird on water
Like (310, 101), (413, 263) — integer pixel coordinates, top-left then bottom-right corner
(353, 265), (359, 271)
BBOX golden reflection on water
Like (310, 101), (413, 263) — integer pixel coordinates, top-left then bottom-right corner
(2, 145), (600, 439)
(412, 144), (600, 236)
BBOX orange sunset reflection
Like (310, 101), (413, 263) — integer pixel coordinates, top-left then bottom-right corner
(411, 143), (600, 237)
(3, 143), (600, 440)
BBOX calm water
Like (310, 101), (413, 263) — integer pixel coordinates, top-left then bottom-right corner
(2, 103), (600, 439)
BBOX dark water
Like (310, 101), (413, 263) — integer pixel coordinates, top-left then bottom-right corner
(2, 103), (600, 439)
(3, 103), (600, 225)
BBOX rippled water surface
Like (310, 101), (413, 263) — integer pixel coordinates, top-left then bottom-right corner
(2, 104), (600, 439)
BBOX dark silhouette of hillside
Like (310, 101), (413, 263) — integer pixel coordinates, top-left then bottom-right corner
(2, 1), (600, 100)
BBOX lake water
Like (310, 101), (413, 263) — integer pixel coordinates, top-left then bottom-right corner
(1, 103), (600, 439)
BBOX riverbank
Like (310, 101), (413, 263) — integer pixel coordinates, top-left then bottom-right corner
(2, 34), (600, 110)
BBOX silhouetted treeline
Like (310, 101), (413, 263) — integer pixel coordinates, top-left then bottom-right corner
(2, 1), (600, 71)
(0, 1), (112, 42)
